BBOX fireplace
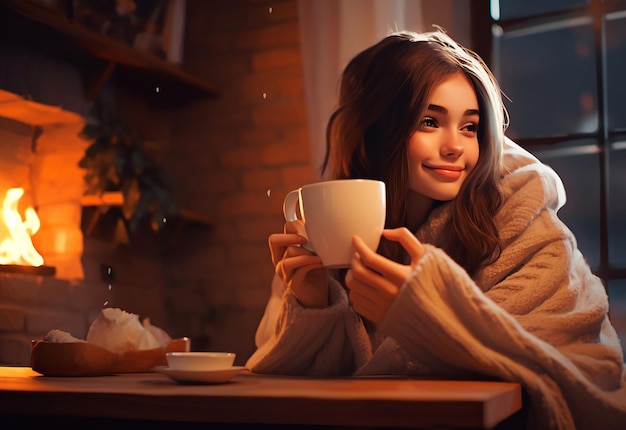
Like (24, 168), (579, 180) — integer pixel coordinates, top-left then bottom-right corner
(0, 89), (107, 365)
(0, 90), (86, 277)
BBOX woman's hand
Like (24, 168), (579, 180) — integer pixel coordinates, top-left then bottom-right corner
(345, 227), (425, 324)
(268, 221), (329, 308)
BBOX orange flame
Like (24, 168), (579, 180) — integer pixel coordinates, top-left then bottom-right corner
(0, 188), (44, 266)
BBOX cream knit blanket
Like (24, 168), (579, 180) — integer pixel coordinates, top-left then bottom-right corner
(247, 139), (626, 429)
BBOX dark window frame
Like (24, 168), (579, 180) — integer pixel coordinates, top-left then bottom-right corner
(470, 0), (626, 283)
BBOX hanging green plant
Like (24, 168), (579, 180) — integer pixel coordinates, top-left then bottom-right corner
(78, 100), (179, 233)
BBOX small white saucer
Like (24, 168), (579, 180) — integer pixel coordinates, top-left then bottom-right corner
(152, 365), (247, 384)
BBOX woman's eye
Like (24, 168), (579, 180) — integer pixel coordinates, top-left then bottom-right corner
(422, 117), (437, 128)
(462, 123), (478, 133)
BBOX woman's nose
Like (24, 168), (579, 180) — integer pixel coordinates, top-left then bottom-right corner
(440, 130), (464, 158)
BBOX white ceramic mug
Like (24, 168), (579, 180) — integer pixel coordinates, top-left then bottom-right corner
(282, 179), (386, 268)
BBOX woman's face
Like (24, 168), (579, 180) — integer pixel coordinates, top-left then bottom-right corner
(407, 72), (480, 202)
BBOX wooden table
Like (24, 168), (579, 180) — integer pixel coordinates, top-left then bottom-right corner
(0, 366), (523, 429)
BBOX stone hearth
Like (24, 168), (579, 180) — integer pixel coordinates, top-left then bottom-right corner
(0, 89), (97, 365)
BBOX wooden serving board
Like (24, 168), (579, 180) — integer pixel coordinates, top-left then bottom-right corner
(30, 337), (190, 376)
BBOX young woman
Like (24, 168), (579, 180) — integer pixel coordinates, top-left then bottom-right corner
(246, 30), (626, 429)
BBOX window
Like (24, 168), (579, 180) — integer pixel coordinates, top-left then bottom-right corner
(471, 0), (626, 348)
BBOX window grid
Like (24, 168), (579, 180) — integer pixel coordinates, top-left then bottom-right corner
(470, 0), (626, 284)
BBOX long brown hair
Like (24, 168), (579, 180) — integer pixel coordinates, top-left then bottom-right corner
(322, 30), (507, 276)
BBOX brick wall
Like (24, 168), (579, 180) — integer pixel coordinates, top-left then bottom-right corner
(0, 0), (313, 367)
(0, 274), (107, 364)
(162, 0), (314, 364)
(112, 0), (315, 365)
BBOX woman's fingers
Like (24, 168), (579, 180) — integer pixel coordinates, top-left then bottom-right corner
(279, 249), (321, 279)
(268, 232), (307, 266)
(382, 227), (425, 264)
(270, 221), (321, 287)
(351, 227), (424, 288)
(268, 221), (329, 309)
(346, 228), (426, 323)
(275, 248), (327, 309)
(351, 235), (411, 286)
(345, 253), (398, 323)
(269, 220), (310, 263)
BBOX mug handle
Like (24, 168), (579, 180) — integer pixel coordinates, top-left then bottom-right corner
(282, 189), (314, 252)
(283, 189), (300, 222)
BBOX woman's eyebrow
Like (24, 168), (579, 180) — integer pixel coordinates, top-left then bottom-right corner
(426, 104), (447, 114)
(426, 104), (480, 117)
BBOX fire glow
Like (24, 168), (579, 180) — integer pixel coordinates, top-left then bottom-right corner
(0, 188), (44, 267)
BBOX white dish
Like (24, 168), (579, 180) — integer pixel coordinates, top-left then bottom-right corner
(153, 365), (247, 384)
(166, 351), (236, 371)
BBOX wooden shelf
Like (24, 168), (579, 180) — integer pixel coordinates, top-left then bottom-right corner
(80, 191), (125, 207)
(0, 0), (219, 108)
(81, 191), (214, 241)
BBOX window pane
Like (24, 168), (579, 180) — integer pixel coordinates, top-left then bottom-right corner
(492, 0), (588, 21)
(527, 140), (601, 267)
(607, 279), (626, 354)
(608, 139), (626, 266)
(493, 18), (598, 139)
(606, 11), (626, 132)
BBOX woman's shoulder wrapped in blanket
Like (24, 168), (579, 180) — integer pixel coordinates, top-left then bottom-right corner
(247, 138), (626, 429)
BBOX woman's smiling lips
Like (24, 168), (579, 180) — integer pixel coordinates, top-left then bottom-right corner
(424, 164), (463, 180)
